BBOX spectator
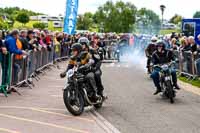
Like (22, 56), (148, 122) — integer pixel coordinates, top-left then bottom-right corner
(19, 30), (29, 50)
(188, 36), (197, 53)
(196, 35), (200, 75)
(170, 38), (178, 50)
(53, 33), (61, 59)
(39, 32), (47, 48)
(181, 37), (191, 52)
(5, 30), (27, 84)
(27, 30), (38, 51)
(0, 31), (8, 86)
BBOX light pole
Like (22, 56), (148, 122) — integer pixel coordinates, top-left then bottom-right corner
(160, 5), (166, 29)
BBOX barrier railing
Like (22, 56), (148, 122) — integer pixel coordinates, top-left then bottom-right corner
(0, 43), (69, 97)
(171, 50), (200, 80)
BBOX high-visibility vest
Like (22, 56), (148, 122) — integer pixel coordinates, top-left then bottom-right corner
(15, 39), (23, 60)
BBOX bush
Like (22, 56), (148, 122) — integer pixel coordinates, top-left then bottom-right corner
(0, 19), (9, 30)
(33, 22), (47, 30)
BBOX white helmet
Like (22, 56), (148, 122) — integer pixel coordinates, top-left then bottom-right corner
(151, 36), (158, 42)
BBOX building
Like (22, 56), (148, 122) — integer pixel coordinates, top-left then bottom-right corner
(30, 15), (64, 28)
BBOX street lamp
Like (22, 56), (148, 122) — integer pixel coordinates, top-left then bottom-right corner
(160, 5), (166, 29)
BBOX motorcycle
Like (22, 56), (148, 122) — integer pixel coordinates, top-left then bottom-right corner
(62, 65), (104, 116)
(115, 49), (120, 62)
(153, 62), (176, 103)
(98, 47), (104, 60)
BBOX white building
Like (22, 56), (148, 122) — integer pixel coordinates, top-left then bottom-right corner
(30, 15), (64, 28)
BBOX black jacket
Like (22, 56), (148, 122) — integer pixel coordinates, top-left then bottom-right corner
(191, 44), (197, 53)
(19, 37), (29, 50)
(145, 43), (157, 57)
(152, 50), (174, 65)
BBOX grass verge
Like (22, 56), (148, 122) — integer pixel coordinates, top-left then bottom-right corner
(179, 76), (200, 88)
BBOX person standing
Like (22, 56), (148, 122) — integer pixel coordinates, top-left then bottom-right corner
(5, 30), (27, 84)
(0, 31), (8, 86)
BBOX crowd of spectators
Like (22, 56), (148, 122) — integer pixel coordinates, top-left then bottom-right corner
(162, 32), (200, 75)
(0, 29), (123, 87)
(162, 32), (200, 53)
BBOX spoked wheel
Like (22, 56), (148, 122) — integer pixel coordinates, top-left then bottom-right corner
(166, 81), (175, 104)
(63, 87), (84, 116)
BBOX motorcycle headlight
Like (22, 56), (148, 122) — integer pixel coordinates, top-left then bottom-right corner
(161, 65), (169, 71)
(67, 69), (74, 78)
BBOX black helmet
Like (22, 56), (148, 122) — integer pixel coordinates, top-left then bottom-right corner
(157, 41), (165, 49)
(71, 43), (82, 53)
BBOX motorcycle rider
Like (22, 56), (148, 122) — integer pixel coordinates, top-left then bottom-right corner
(79, 40), (106, 98)
(151, 41), (180, 95)
(145, 37), (157, 74)
(60, 43), (100, 100)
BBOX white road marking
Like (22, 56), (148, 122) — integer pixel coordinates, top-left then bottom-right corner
(104, 63), (130, 68)
(90, 110), (121, 133)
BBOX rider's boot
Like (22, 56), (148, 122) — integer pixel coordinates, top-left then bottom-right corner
(154, 86), (162, 95)
(93, 88), (101, 101)
(174, 84), (181, 90)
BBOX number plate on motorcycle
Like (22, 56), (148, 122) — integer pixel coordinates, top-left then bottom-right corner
(165, 76), (170, 81)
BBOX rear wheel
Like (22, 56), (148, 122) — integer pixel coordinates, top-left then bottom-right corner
(63, 87), (84, 116)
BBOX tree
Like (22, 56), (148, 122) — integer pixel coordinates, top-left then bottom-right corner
(136, 8), (161, 34)
(76, 12), (94, 30)
(170, 14), (182, 24)
(193, 11), (200, 18)
(16, 12), (30, 25)
(94, 1), (137, 33)
(33, 22), (47, 30)
(0, 18), (9, 30)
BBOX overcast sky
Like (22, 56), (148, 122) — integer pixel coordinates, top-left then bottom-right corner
(0, 0), (199, 19)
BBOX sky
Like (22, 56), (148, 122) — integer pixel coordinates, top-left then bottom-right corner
(0, 0), (199, 20)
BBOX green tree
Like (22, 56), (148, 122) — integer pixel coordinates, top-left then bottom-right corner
(170, 14), (182, 24)
(136, 8), (161, 33)
(94, 1), (137, 33)
(0, 18), (9, 30)
(16, 12), (30, 25)
(76, 12), (94, 30)
(193, 11), (200, 18)
(33, 22), (47, 30)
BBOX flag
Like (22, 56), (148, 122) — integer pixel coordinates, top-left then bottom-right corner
(63, 0), (79, 35)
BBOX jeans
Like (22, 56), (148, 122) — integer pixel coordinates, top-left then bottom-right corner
(85, 72), (98, 93)
(151, 68), (177, 88)
(94, 69), (104, 95)
(13, 60), (22, 85)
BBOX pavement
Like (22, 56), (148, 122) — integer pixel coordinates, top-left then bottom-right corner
(1, 59), (200, 133)
(0, 62), (119, 133)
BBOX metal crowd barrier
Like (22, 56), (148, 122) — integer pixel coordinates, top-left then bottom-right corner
(0, 43), (69, 97)
(194, 53), (200, 77)
(0, 53), (11, 96)
(173, 50), (200, 80)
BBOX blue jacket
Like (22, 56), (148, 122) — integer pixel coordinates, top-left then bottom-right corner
(5, 35), (22, 55)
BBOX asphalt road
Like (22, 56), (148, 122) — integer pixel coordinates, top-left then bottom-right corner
(98, 60), (200, 133)
(1, 59), (200, 133)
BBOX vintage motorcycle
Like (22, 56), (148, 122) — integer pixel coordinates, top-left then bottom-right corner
(62, 65), (104, 116)
(153, 61), (177, 103)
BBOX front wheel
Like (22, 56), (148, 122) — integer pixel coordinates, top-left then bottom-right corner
(165, 81), (175, 104)
(63, 87), (84, 116)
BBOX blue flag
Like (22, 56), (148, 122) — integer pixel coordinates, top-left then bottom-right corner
(63, 0), (79, 34)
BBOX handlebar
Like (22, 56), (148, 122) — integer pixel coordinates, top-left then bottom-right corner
(153, 61), (176, 69)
